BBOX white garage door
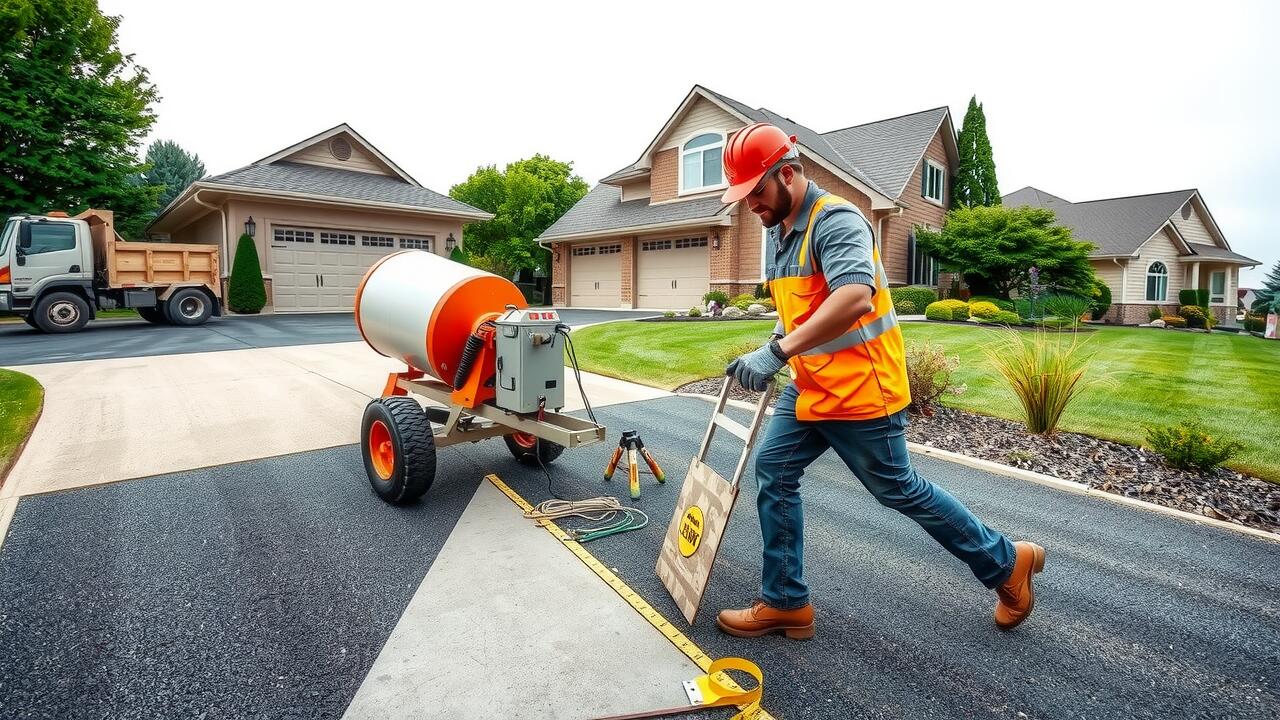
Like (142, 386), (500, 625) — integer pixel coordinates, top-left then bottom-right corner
(569, 243), (622, 307)
(271, 228), (433, 312)
(637, 237), (709, 310)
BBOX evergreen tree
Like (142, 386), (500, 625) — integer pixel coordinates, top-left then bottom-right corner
(1252, 260), (1280, 314)
(143, 140), (205, 213)
(228, 234), (266, 313)
(1, 0), (162, 238)
(952, 96), (1001, 207)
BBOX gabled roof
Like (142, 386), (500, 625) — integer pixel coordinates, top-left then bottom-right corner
(148, 124), (491, 231)
(202, 162), (488, 217)
(539, 184), (729, 242)
(822, 107), (956, 198)
(1002, 186), (1257, 264)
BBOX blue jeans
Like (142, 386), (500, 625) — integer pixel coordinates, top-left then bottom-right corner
(755, 384), (1015, 610)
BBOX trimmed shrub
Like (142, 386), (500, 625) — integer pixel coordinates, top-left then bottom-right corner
(1146, 421), (1244, 472)
(924, 301), (954, 321)
(904, 341), (966, 416)
(983, 328), (1103, 434)
(992, 310), (1022, 325)
(1179, 304), (1208, 329)
(1243, 313), (1266, 332)
(969, 301), (1001, 319)
(1196, 288), (1210, 310)
(970, 295), (1015, 312)
(730, 293), (755, 311)
(662, 311), (676, 318)
(449, 246), (468, 264)
(688, 306), (702, 317)
(895, 300), (918, 315)
(228, 233), (266, 314)
(1178, 289), (1199, 307)
(890, 286), (939, 311)
(1090, 280), (1112, 320)
(754, 283), (769, 299)
(1148, 306), (1163, 321)
(1162, 315), (1187, 328)
(702, 290), (729, 306)
(940, 299), (969, 318)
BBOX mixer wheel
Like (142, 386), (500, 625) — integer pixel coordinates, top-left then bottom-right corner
(504, 432), (565, 466)
(362, 397), (437, 504)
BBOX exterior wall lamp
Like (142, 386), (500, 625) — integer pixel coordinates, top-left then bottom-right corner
(244, 216), (256, 238)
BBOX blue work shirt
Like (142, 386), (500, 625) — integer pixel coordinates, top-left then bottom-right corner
(765, 180), (878, 295)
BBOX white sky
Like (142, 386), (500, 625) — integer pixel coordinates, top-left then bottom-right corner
(102, 0), (1279, 286)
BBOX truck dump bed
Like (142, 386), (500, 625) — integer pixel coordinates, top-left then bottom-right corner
(77, 209), (220, 295)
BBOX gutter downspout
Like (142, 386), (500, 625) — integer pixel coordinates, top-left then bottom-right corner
(1114, 258), (1126, 313)
(192, 189), (229, 281)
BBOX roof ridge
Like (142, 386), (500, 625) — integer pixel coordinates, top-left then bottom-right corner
(1071, 188), (1197, 205)
(821, 106), (950, 136)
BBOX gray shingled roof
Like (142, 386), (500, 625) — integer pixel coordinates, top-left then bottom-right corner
(822, 108), (950, 198)
(1002, 186), (1197, 256)
(539, 184), (726, 240)
(1185, 243), (1259, 264)
(203, 162), (488, 216)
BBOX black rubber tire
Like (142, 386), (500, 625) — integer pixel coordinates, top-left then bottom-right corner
(361, 396), (437, 504)
(503, 433), (566, 465)
(165, 288), (213, 326)
(138, 305), (168, 324)
(33, 291), (91, 333)
(22, 314), (39, 328)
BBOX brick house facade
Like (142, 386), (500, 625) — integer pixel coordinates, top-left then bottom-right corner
(542, 86), (957, 309)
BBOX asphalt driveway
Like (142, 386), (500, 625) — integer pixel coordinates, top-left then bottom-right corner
(0, 309), (656, 367)
(1, 395), (1276, 719)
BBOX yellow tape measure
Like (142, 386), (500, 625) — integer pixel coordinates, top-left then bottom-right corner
(486, 475), (775, 720)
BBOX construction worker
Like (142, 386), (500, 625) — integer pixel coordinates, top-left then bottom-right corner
(718, 123), (1045, 640)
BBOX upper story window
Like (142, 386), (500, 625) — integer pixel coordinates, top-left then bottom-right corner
(921, 160), (945, 204)
(1145, 261), (1168, 302)
(680, 133), (725, 194)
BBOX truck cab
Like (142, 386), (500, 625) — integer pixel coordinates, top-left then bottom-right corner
(1, 211), (222, 333)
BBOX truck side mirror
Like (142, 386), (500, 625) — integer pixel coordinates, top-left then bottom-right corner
(15, 222), (30, 265)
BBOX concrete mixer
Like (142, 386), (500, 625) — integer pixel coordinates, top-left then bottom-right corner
(353, 250), (606, 504)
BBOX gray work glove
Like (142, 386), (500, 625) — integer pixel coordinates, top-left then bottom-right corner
(726, 340), (787, 391)
(770, 320), (784, 340)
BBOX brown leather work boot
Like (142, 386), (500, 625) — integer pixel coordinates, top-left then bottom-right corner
(994, 541), (1046, 630)
(716, 600), (815, 640)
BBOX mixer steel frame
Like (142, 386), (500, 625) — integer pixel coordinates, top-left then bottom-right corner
(385, 371), (606, 450)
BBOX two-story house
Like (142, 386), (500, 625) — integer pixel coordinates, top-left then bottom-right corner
(538, 85), (959, 309)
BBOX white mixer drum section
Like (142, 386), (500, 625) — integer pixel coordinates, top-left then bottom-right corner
(355, 250), (527, 380)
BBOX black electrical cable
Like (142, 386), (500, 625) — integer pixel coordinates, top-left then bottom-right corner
(557, 325), (597, 426)
(534, 396), (568, 501)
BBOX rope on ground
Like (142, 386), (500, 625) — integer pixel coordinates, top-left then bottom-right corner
(525, 497), (649, 543)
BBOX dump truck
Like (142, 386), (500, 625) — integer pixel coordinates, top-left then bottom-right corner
(0, 209), (222, 333)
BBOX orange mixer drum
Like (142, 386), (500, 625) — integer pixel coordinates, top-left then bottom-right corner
(354, 250), (527, 381)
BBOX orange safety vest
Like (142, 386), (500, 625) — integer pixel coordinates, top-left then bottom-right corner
(767, 194), (911, 421)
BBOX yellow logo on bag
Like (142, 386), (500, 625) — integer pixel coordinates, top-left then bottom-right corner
(678, 505), (704, 557)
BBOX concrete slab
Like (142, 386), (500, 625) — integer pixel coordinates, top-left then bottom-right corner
(342, 479), (700, 720)
(1, 342), (669, 499)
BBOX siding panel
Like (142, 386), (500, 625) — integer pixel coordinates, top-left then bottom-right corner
(1171, 200), (1218, 246)
(658, 98), (740, 151)
(1129, 228), (1184, 304)
(283, 136), (390, 176)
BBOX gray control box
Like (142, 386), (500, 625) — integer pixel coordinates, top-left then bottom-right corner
(495, 307), (566, 413)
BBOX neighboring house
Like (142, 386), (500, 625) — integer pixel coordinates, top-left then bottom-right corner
(538, 85), (958, 309)
(1003, 187), (1260, 326)
(148, 124), (489, 312)
(1239, 287), (1257, 314)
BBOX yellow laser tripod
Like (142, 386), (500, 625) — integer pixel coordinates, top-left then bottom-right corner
(604, 430), (666, 499)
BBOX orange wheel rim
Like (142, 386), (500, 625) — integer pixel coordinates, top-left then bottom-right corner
(369, 420), (395, 480)
(511, 432), (538, 450)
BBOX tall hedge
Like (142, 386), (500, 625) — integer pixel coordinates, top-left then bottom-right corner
(228, 233), (266, 313)
(1091, 279), (1112, 320)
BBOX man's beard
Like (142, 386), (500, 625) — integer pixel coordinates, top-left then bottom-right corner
(761, 176), (793, 228)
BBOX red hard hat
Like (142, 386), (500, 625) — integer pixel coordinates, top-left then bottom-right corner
(721, 123), (798, 203)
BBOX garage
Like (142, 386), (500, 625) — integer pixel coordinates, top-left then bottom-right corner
(271, 228), (433, 312)
(569, 243), (622, 307)
(636, 236), (709, 309)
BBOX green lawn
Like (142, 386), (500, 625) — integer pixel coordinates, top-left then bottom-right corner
(570, 320), (1280, 481)
(0, 369), (43, 481)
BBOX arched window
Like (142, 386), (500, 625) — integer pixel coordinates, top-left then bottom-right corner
(680, 133), (725, 193)
(1145, 261), (1168, 302)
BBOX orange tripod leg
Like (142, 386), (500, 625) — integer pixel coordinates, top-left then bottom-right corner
(639, 447), (666, 483)
(604, 446), (623, 480)
(628, 447), (640, 499)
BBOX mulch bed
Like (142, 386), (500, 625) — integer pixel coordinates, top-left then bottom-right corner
(674, 377), (1280, 534)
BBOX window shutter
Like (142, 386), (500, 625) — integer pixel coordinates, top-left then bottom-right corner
(921, 162), (928, 196)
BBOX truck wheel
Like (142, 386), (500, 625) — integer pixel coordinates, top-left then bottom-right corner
(33, 292), (91, 333)
(362, 396), (437, 504)
(165, 288), (212, 326)
(504, 432), (565, 465)
(138, 306), (168, 324)
(22, 314), (39, 328)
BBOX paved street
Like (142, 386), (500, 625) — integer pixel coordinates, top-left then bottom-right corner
(0, 309), (656, 366)
(1, 395), (1276, 719)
